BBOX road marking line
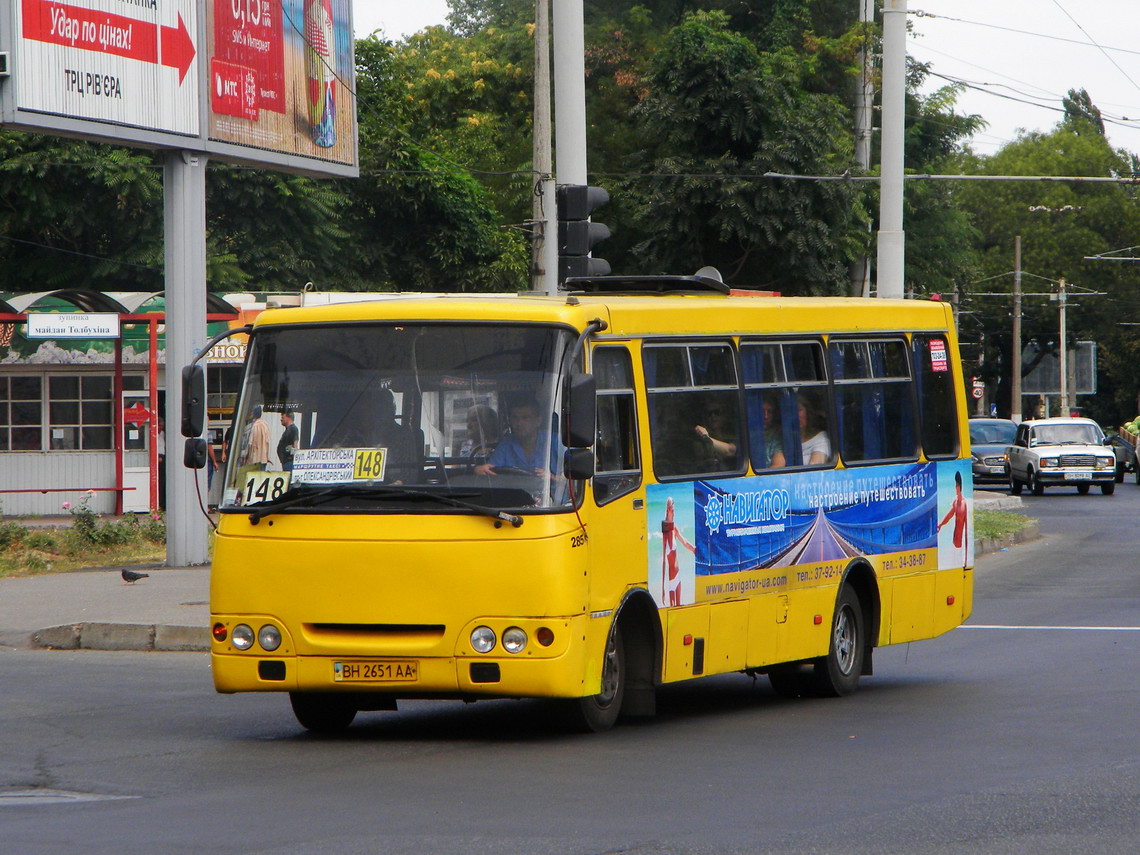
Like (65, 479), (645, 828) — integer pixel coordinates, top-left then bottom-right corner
(961, 625), (1140, 631)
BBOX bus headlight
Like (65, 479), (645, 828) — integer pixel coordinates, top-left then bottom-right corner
(502, 627), (528, 654)
(471, 626), (496, 653)
(231, 624), (254, 650)
(258, 624), (282, 651)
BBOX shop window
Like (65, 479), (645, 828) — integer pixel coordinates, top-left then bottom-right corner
(48, 375), (114, 450)
(0, 376), (43, 451)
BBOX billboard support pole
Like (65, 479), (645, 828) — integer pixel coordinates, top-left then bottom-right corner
(164, 150), (210, 566)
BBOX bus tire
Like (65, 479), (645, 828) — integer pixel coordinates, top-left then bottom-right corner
(812, 586), (864, 697)
(572, 626), (626, 732)
(290, 692), (357, 733)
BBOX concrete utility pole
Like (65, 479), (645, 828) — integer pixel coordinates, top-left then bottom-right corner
(164, 151), (210, 566)
(552, 0), (587, 185)
(531, 0), (558, 294)
(1011, 237), (1023, 422)
(876, 0), (906, 298)
(1057, 277), (1069, 415)
(850, 0), (874, 297)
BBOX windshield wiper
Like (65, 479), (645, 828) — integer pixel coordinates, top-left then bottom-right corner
(246, 484), (523, 528)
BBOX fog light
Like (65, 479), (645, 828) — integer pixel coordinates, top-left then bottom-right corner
(231, 624), (254, 650)
(212, 623), (228, 643)
(536, 627), (555, 647)
(258, 624), (282, 652)
(502, 627), (527, 654)
(471, 626), (496, 653)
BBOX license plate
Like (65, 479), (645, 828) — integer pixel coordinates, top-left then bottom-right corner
(988, 465), (1005, 473)
(333, 660), (418, 682)
(1064, 472), (1092, 481)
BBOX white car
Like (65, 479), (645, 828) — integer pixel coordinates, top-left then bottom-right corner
(1007, 417), (1117, 495)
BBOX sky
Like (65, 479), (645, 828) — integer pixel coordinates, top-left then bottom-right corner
(352, 0), (1140, 156)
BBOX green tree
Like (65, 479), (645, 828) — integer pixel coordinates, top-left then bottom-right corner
(955, 120), (1140, 424)
(896, 72), (986, 299)
(618, 11), (863, 292)
(0, 133), (164, 292)
(341, 34), (528, 291)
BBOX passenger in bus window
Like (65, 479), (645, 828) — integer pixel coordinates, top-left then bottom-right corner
(799, 398), (831, 465)
(693, 397), (738, 467)
(326, 388), (418, 482)
(476, 399), (555, 476)
(461, 405), (499, 462)
(760, 396), (787, 468)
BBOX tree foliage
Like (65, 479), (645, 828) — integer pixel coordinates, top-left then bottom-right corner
(616, 11), (863, 291)
(953, 120), (1140, 423)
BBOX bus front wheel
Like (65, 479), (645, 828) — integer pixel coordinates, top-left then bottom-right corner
(812, 586), (865, 697)
(290, 692), (357, 733)
(572, 626), (626, 732)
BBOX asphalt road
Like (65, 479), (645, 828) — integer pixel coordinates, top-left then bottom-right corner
(1, 486), (1137, 854)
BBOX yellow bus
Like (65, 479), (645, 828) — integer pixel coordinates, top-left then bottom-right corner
(185, 276), (973, 732)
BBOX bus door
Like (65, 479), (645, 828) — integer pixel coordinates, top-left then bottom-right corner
(587, 345), (647, 612)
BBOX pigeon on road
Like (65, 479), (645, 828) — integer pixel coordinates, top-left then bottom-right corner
(121, 568), (150, 583)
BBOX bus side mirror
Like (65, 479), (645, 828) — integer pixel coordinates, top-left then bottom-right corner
(184, 438), (207, 469)
(181, 365), (205, 438)
(563, 373), (596, 448)
(564, 447), (594, 480)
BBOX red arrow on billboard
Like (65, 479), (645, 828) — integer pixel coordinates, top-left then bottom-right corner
(160, 13), (195, 85)
(21, 0), (195, 85)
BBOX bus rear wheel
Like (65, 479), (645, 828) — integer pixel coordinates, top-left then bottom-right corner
(290, 692), (357, 733)
(571, 626), (626, 732)
(812, 586), (865, 697)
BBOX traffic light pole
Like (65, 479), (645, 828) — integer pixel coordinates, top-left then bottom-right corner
(532, 0), (558, 294)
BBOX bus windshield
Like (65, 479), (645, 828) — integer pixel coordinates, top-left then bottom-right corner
(220, 322), (576, 513)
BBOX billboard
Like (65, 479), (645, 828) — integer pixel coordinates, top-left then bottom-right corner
(0, 0), (357, 176)
(207, 0), (355, 166)
(14, 0), (200, 136)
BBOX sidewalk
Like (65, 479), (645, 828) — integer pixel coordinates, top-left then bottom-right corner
(0, 493), (1034, 653)
(0, 565), (210, 652)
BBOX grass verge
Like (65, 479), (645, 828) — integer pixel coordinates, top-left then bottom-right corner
(1, 504), (167, 578)
(975, 508), (1033, 540)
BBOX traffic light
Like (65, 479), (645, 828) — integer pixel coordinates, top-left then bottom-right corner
(556, 184), (611, 281)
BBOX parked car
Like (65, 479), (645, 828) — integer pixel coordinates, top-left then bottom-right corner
(1006, 417), (1117, 496)
(968, 418), (1018, 487)
(1103, 433), (1137, 483)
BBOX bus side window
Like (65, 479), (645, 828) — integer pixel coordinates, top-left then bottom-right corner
(593, 348), (641, 504)
(913, 334), (959, 457)
(645, 343), (743, 479)
(829, 339), (917, 463)
(743, 339), (831, 468)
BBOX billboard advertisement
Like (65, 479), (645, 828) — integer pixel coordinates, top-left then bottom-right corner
(13, 0), (200, 136)
(207, 0), (356, 166)
(1, 0), (357, 176)
(647, 460), (974, 608)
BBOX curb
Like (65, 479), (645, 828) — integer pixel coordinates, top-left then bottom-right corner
(975, 519), (1041, 557)
(28, 623), (208, 652)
